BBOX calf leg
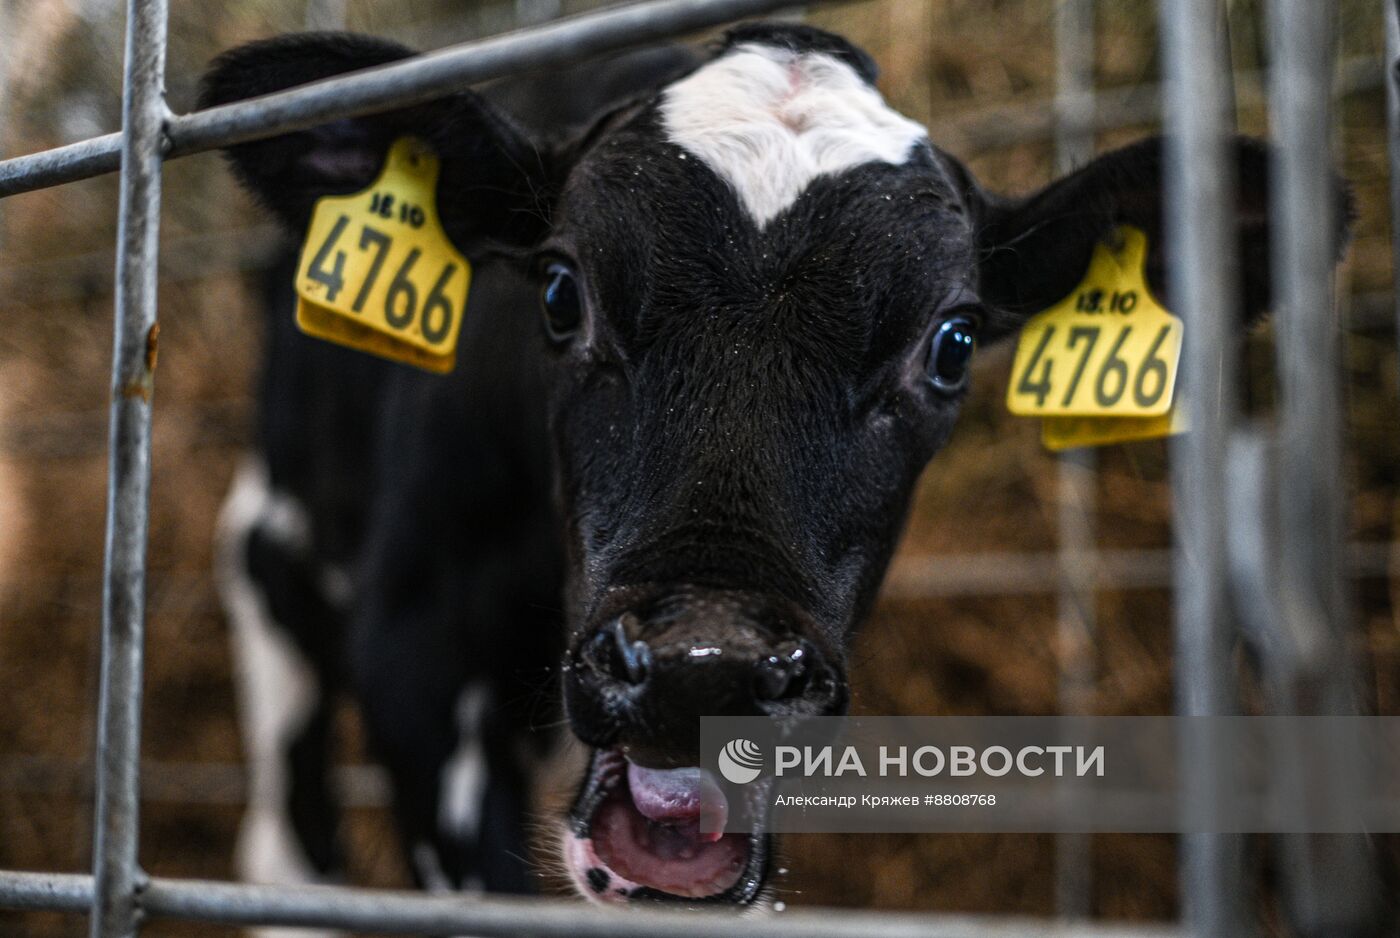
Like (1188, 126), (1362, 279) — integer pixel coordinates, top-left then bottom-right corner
(216, 460), (345, 936)
(345, 389), (562, 897)
(434, 685), (535, 894)
(353, 651), (536, 895)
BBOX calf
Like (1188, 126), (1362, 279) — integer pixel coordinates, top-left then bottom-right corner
(204, 22), (1343, 908)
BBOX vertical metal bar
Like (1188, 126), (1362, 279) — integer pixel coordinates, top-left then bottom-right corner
(1270, 0), (1345, 690)
(1052, 0), (1096, 918)
(1386, 0), (1400, 369)
(1161, 1), (1249, 936)
(1268, 2), (1378, 933)
(90, 0), (168, 935)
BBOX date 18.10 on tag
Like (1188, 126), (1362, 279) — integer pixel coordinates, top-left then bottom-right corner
(294, 136), (470, 373)
(1005, 225), (1186, 450)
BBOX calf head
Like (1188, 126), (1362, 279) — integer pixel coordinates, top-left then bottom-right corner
(204, 23), (1346, 906)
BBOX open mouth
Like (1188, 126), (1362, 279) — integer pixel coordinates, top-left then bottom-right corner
(564, 748), (771, 905)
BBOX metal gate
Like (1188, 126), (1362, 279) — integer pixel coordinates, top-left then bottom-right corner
(0, 0), (1390, 935)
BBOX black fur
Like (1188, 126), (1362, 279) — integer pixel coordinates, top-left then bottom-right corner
(205, 23), (1351, 901)
(720, 22), (880, 83)
(200, 32), (554, 251)
(961, 136), (1353, 340)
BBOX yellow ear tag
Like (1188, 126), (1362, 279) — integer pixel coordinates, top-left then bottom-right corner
(1005, 225), (1186, 449)
(294, 137), (470, 374)
(1040, 408), (1189, 452)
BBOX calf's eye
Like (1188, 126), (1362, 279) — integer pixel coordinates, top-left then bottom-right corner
(540, 262), (582, 340)
(927, 317), (977, 392)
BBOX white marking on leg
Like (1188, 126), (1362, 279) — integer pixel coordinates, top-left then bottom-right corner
(439, 685), (489, 843)
(259, 478), (312, 553)
(661, 42), (927, 228)
(215, 459), (337, 938)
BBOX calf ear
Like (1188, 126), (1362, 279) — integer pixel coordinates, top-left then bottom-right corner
(199, 32), (553, 253)
(964, 136), (1351, 342)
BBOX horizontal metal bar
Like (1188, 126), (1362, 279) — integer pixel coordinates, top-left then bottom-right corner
(0, 55), (1385, 304)
(1, 53), (1384, 303)
(0, 541), (1391, 601)
(0, 755), (391, 807)
(0, 872), (1183, 938)
(0, 45), (1383, 199)
(0, 872), (94, 914)
(0, 132), (126, 196)
(942, 54), (1383, 155)
(0, 0), (809, 197)
(880, 541), (1394, 599)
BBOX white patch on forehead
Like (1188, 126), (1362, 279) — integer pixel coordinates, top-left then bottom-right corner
(660, 42), (927, 227)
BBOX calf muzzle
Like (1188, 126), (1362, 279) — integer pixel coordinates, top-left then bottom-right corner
(563, 593), (846, 761)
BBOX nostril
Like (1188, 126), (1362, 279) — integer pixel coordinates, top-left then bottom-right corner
(753, 641), (811, 701)
(614, 619), (651, 685)
(585, 616), (651, 686)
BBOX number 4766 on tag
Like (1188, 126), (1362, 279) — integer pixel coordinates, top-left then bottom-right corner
(1006, 227), (1182, 419)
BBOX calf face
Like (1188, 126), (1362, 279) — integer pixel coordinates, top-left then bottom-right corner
(204, 22), (1345, 906)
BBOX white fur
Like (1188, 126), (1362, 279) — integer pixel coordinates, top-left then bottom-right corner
(439, 685), (488, 843)
(660, 42), (927, 227)
(215, 459), (337, 938)
(259, 482), (312, 552)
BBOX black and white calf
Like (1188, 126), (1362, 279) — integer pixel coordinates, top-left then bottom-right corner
(204, 22), (1345, 909)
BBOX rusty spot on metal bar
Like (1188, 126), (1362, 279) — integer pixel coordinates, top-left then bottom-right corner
(145, 322), (160, 374)
(120, 381), (151, 402)
(120, 323), (160, 400)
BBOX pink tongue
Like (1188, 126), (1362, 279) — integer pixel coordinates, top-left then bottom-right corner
(626, 763), (729, 841)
